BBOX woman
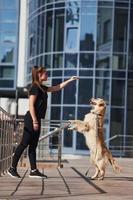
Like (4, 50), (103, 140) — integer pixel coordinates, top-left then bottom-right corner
(8, 66), (79, 178)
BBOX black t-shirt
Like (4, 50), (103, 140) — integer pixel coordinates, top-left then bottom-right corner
(29, 83), (48, 119)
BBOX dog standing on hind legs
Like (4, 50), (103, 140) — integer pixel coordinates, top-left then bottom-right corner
(68, 98), (121, 180)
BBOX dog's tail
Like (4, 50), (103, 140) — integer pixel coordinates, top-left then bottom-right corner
(108, 154), (122, 173)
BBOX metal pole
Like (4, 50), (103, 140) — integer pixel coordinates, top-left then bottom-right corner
(58, 129), (63, 168)
(15, 87), (18, 120)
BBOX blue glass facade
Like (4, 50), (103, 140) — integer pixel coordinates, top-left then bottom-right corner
(0, 0), (20, 90)
(27, 0), (133, 154)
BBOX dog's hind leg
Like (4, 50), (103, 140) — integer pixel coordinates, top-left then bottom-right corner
(91, 166), (100, 180)
(98, 168), (105, 180)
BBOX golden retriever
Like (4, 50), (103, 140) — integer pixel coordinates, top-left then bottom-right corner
(69, 98), (121, 180)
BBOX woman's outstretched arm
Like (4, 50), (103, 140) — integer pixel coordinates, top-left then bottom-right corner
(47, 76), (79, 93)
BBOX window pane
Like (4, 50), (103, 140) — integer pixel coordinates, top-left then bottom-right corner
(0, 23), (17, 31)
(97, 7), (113, 51)
(110, 108), (124, 146)
(54, 9), (64, 51)
(79, 53), (94, 68)
(76, 107), (89, 150)
(66, 1), (79, 25)
(129, 9), (133, 53)
(95, 79), (110, 102)
(80, 15), (96, 51)
(78, 79), (93, 104)
(0, 80), (14, 87)
(0, 32), (16, 43)
(111, 80), (125, 106)
(51, 79), (62, 104)
(64, 70), (77, 76)
(0, 10), (17, 21)
(63, 107), (75, 147)
(65, 53), (77, 68)
(0, 46), (14, 63)
(0, 66), (14, 78)
(45, 11), (53, 52)
(113, 8), (128, 52)
(0, 0), (17, 8)
(53, 54), (63, 68)
(96, 53), (111, 69)
(112, 54), (126, 70)
(45, 54), (51, 68)
(51, 106), (61, 120)
(66, 27), (78, 50)
(63, 80), (76, 104)
(128, 55), (133, 70)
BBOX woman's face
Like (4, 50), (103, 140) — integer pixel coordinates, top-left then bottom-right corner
(38, 70), (48, 82)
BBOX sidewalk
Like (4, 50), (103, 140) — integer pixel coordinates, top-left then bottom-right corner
(0, 157), (133, 200)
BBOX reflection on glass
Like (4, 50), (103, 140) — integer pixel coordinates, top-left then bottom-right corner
(50, 106), (61, 149)
(96, 53), (110, 68)
(110, 108), (124, 147)
(78, 79), (93, 104)
(76, 107), (89, 150)
(80, 53), (94, 68)
(80, 15), (96, 51)
(0, 32), (16, 43)
(0, 0), (17, 8)
(0, 10), (17, 21)
(0, 23), (16, 31)
(97, 7), (113, 51)
(96, 70), (110, 77)
(63, 107), (75, 147)
(63, 81), (76, 104)
(129, 11), (133, 53)
(65, 53), (77, 68)
(95, 79), (110, 102)
(113, 8), (128, 52)
(66, 27), (78, 50)
(51, 79), (62, 104)
(51, 106), (61, 120)
(54, 10), (64, 51)
(0, 80), (14, 88)
(64, 70), (77, 76)
(128, 55), (133, 70)
(76, 132), (88, 150)
(112, 71), (125, 78)
(45, 54), (51, 68)
(112, 54), (126, 69)
(0, 46), (14, 63)
(0, 66), (14, 78)
(111, 80), (125, 106)
(53, 54), (63, 68)
(45, 11), (52, 52)
(66, 1), (79, 25)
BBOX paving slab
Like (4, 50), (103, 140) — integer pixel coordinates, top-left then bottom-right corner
(0, 157), (133, 200)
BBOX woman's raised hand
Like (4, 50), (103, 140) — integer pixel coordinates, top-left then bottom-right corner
(69, 76), (79, 81)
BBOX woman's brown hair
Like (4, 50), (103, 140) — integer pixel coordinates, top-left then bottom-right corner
(29, 66), (47, 95)
(32, 66), (46, 84)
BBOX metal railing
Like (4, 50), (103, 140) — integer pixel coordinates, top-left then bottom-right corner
(106, 134), (133, 158)
(0, 107), (15, 176)
(37, 120), (70, 167)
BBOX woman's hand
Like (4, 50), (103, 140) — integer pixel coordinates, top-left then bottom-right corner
(33, 121), (39, 131)
(69, 76), (79, 81)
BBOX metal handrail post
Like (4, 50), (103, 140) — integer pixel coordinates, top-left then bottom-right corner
(58, 129), (63, 168)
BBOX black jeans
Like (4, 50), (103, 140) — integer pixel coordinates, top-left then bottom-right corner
(12, 112), (41, 170)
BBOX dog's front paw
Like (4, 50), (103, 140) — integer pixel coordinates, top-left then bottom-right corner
(68, 120), (77, 130)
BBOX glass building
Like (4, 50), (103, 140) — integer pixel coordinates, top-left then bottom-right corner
(26, 0), (133, 155)
(0, 0), (20, 91)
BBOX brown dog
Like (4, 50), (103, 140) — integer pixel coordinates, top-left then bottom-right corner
(69, 98), (121, 180)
